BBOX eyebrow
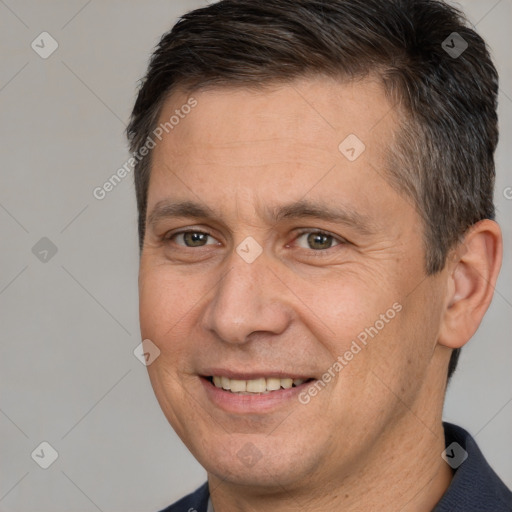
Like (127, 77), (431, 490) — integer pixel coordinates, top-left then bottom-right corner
(270, 200), (377, 234)
(147, 199), (377, 235)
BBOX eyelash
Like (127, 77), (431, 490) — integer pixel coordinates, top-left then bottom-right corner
(164, 229), (346, 252)
(294, 229), (346, 251)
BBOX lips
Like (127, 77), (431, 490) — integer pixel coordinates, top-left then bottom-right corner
(200, 372), (317, 413)
(208, 375), (313, 394)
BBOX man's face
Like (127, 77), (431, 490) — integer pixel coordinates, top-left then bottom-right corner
(139, 77), (448, 490)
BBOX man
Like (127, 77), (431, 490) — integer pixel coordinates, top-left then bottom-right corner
(127, 0), (511, 510)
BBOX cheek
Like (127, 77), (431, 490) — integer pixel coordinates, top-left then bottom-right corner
(139, 268), (204, 431)
(296, 272), (401, 357)
(353, 282), (445, 418)
(309, 278), (411, 392)
(138, 265), (199, 362)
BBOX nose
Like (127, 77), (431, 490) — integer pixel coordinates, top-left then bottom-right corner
(201, 247), (292, 345)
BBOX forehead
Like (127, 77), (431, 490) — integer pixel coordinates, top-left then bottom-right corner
(157, 76), (395, 156)
(147, 77), (411, 228)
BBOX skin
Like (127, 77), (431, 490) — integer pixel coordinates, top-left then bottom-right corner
(138, 76), (502, 511)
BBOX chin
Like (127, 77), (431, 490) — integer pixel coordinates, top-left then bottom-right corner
(197, 434), (320, 489)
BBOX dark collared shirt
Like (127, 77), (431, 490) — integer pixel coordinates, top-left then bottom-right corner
(160, 422), (512, 511)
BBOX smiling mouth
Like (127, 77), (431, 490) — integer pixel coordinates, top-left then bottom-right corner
(206, 376), (315, 394)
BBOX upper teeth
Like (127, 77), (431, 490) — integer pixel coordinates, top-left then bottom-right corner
(212, 376), (305, 393)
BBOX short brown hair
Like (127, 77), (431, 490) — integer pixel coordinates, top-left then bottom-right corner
(127, 0), (499, 380)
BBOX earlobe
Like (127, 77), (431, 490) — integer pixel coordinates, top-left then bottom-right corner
(438, 219), (502, 349)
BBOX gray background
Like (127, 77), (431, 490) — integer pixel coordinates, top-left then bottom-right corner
(0, 1), (510, 511)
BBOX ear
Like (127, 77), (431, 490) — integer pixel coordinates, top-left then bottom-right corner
(438, 219), (502, 349)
